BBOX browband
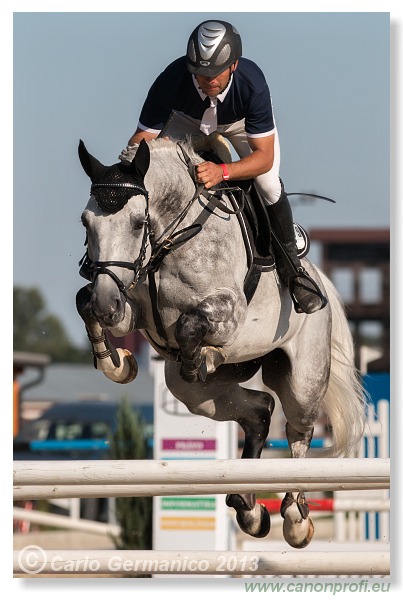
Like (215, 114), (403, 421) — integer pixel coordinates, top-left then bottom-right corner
(91, 182), (148, 194)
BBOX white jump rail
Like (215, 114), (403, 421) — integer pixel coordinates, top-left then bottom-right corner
(13, 459), (391, 577)
(13, 458), (390, 501)
(13, 507), (121, 536)
(13, 549), (390, 576)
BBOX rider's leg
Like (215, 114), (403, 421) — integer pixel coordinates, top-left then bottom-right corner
(264, 183), (327, 314)
(223, 124), (327, 314)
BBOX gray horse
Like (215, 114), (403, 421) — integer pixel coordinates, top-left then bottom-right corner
(76, 136), (365, 548)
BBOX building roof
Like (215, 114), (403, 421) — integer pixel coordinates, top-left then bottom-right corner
(13, 351), (51, 368)
(310, 229), (390, 243)
(18, 362), (154, 406)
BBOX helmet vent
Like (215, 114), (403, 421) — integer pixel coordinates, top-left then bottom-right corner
(187, 40), (196, 63)
(216, 43), (231, 66)
(198, 22), (226, 59)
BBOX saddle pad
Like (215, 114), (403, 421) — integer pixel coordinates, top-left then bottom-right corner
(295, 223), (310, 258)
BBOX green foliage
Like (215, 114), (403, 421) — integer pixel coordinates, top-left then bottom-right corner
(109, 398), (152, 554)
(13, 286), (91, 363)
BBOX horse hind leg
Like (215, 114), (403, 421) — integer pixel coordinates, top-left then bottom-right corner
(280, 422), (315, 548)
(224, 379), (275, 538)
(165, 360), (274, 538)
(262, 338), (329, 548)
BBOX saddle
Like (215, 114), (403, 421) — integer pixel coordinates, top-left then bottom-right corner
(198, 149), (310, 304)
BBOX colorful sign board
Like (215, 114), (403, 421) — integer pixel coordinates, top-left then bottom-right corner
(151, 356), (237, 553)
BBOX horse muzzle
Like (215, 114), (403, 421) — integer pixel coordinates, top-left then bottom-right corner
(90, 280), (127, 328)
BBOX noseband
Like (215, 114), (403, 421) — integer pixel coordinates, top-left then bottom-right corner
(84, 181), (152, 297)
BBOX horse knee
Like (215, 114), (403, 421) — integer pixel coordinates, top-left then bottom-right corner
(175, 310), (209, 348)
(76, 285), (93, 321)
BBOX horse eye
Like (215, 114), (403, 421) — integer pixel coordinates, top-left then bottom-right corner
(132, 218), (145, 231)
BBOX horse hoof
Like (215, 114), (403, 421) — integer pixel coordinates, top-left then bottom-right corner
(227, 496), (271, 538)
(236, 504), (271, 538)
(283, 516), (314, 549)
(102, 348), (138, 384)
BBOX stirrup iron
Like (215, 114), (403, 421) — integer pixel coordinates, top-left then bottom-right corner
(290, 267), (328, 314)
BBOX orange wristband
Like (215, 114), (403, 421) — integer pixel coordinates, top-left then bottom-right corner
(220, 164), (230, 181)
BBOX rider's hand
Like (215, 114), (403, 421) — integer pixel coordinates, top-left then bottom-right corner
(196, 162), (225, 189)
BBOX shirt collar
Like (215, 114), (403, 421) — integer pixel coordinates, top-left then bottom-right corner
(192, 73), (234, 103)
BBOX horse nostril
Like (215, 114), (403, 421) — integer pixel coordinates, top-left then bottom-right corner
(92, 290), (123, 321)
(113, 296), (123, 315)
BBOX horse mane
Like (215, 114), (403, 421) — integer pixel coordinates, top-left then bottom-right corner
(179, 133), (233, 164)
(120, 133), (232, 166)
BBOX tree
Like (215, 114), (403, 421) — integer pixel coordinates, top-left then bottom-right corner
(13, 286), (91, 363)
(109, 398), (152, 555)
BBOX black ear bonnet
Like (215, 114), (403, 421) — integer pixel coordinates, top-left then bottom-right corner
(90, 164), (147, 214)
(79, 139), (150, 214)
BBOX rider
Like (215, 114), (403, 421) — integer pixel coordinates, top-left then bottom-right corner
(125, 20), (327, 314)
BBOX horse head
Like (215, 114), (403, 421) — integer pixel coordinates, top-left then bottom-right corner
(78, 139), (151, 327)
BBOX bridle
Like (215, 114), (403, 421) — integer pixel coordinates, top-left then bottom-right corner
(84, 181), (152, 298)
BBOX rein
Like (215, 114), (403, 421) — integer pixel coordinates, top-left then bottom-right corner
(137, 142), (244, 276)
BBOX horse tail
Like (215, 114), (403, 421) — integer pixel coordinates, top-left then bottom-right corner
(319, 270), (367, 457)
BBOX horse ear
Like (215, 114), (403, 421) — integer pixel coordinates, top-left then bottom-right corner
(129, 139), (150, 182)
(78, 140), (105, 181)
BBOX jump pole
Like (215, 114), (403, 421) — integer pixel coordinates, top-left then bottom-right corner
(14, 458), (390, 486)
(13, 458), (390, 501)
(13, 481), (390, 501)
(13, 549), (390, 576)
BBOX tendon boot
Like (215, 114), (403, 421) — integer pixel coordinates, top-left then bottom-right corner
(266, 186), (327, 314)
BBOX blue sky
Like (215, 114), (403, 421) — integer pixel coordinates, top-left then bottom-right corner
(11, 9), (390, 348)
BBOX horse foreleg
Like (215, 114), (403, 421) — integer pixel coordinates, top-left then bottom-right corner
(281, 422), (315, 548)
(175, 292), (245, 383)
(175, 308), (209, 383)
(76, 285), (138, 384)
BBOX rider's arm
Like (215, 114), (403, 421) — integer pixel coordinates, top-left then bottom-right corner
(226, 134), (275, 178)
(128, 128), (159, 145)
(196, 134), (275, 188)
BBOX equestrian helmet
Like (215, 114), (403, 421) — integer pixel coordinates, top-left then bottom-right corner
(186, 20), (242, 77)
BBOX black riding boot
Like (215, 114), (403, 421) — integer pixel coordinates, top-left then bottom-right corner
(266, 186), (327, 314)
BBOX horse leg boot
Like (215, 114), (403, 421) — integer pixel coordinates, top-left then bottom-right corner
(266, 185), (327, 314)
(76, 285), (138, 384)
(281, 422), (315, 548)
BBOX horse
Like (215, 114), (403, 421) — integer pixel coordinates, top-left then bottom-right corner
(76, 135), (365, 548)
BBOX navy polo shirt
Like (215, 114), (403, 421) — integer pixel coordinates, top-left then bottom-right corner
(137, 56), (275, 137)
